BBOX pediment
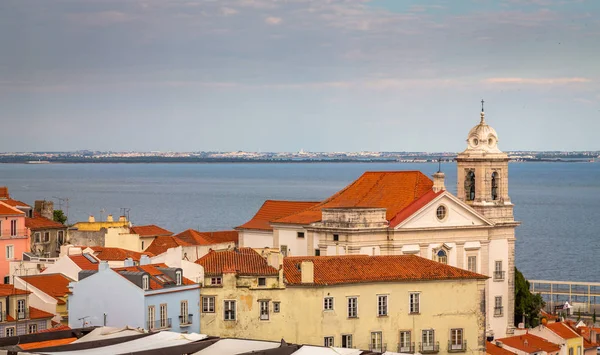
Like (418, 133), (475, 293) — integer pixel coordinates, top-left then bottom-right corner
(394, 192), (493, 229)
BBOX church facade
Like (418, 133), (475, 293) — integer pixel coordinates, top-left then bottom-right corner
(237, 106), (518, 339)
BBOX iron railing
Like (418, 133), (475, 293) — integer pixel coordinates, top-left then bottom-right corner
(494, 306), (504, 317)
(147, 318), (171, 330)
(398, 342), (415, 353)
(369, 343), (386, 353)
(179, 314), (193, 325)
(420, 341), (440, 354)
(493, 271), (505, 281)
(448, 340), (467, 352)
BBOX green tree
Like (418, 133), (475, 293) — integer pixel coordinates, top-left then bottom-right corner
(53, 210), (67, 225)
(514, 267), (546, 328)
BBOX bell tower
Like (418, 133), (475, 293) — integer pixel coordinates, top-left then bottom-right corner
(456, 101), (514, 223)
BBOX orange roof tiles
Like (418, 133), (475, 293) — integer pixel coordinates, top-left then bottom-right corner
(69, 254), (100, 270)
(113, 263), (196, 290)
(39, 324), (71, 333)
(486, 342), (517, 355)
(0, 284), (31, 296)
(283, 254), (487, 285)
(274, 171), (433, 225)
(19, 337), (77, 350)
(29, 306), (55, 320)
(195, 248), (279, 276)
(0, 201), (25, 215)
(89, 246), (154, 261)
(497, 334), (561, 354)
(546, 322), (581, 340)
(175, 229), (239, 245)
(130, 225), (173, 237)
(389, 189), (444, 227)
(144, 236), (192, 256)
(236, 200), (320, 231)
(2, 198), (31, 209)
(19, 274), (73, 303)
(26, 215), (66, 230)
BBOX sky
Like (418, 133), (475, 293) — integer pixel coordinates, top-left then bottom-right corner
(1, 0), (599, 153)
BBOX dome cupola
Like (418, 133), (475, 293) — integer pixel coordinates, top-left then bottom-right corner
(464, 100), (502, 154)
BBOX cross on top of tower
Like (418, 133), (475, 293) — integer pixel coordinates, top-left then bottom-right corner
(481, 99), (485, 112)
(480, 99), (485, 123)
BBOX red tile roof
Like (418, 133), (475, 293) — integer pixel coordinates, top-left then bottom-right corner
(39, 324), (71, 333)
(389, 189), (444, 227)
(0, 284), (31, 296)
(175, 229), (239, 245)
(486, 342), (517, 355)
(26, 215), (66, 230)
(113, 263), (196, 290)
(497, 334), (561, 354)
(89, 246), (154, 261)
(29, 306), (55, 320)
(236, 200), (320, 231)
(0, 201), (25, 215)
(284, 254), (487, 285)
(546, 322), (581, 340)
(195, 248), (279, 276)
(130, 225), (173, 237)
(69, 253), (100, 270)
(2, 198), (31, 209)
(19, 274), (73, 304)
(19, 337), (77, 350)
(144, 236), (192, 256)
(274, 171), (433, 225)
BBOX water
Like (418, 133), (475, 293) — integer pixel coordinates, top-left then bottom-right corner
(0, 162), (598, 282)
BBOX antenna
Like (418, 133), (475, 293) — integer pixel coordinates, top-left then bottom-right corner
(99, 209), (105, 222)
(78, 316), (90, 328)
(438, 157), (442, 173)
(120, 208), (130, 221)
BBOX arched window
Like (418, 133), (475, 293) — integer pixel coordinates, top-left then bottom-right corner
(437, 250), (448, 264)
(491, 172), (499, 201)
(466, 171), (476, 201)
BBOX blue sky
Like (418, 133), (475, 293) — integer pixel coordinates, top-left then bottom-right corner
(1, 0), (598, 152)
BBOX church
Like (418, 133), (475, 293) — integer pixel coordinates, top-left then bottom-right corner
(236, 104), (518, 339)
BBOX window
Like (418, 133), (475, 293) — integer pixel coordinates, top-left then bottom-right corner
(491, 172), (499, 200)
(378, 295), (388, 316)
(28, 324), (37, 334)
(371, 332), (383, 352)
(409, 293), (420, 314)
(494, 296), (503, 316)
(224, 300), (236, 320)
(57, 230), (64, 245)
(0, 302), (2, 321)
(467, 256), (477, 273)
(273, 302), (280, 313)
(399, 331), (412, 353)
(466, 171), (475, 201)
(324, 297), (334, 310)
(259, 300), (269, 320)
(3, 276), (9, 284)
(450, 329), (464, 350)
(347, 297), (357, 318)
(159, 303), (168, 328)
(5, 327), (15, 337)
(43, 231), (50, 242)
(258, 277), (266, 286)
(141, 241), (145, 250)
(315, 249), (320, 256)
(202, 296), (215, 313)
(180, 300), (189, 324)
(17, 299), (25, 319)
(436, 249), (447, 264)
(577, 346), (581, 355)
(176, 271), (182, 285)
(324, 336), (334, 347)
(297, 231), (304, 238)
(142, 275), (149, 290)
(147, 305), (155, 329)
(10, 220), (17, 236)
(569, 348), (574, 355)
(436, 205), (447, 220)
(342, 334), (353, 348)
(6, 245), (14, 260)
(34, 232), (41, 243)
(211, 277), (222, 285)
(422, 330), (435, 351)
(494, 260), (504, 280)
(333, 234), (339, 241)
(280, 245), (288, 257)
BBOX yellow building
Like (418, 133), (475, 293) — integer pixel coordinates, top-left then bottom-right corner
(197, 248), (488, 354)
(529, 322), (584, 355)
(72, 215), (130, 231)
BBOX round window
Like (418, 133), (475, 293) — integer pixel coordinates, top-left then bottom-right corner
(472, 138), (479, 146)
(488, 138), (494, 146)
(436, 205), (447, 220)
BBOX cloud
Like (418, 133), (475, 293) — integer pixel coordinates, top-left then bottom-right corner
(265, 16), (283, 25)
(484, 77), (592, 84)
(220, 7), (239, 16)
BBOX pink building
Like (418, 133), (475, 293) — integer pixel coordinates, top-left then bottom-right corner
(0, 201), (30, 284)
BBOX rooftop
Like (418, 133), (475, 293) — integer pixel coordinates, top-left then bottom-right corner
(88, 246), (154, 261)
(144, 235), (192, 256)
(0, 201), (25, 216)
(497, 333), (561, 354)
(236, 200), (320, 231)
(112, 263), (196, 290)
(69, 253), (100, 271)
(195, 248), (279, 276)
(486, 341), (516, 355)
(19, 273), (73, 304)
(175, 229), (239, 245)
(130, 225), (173, 237)
(0, 284), (31, 297)
(26, 215), (66, 230)
(546, 321), (581, 340)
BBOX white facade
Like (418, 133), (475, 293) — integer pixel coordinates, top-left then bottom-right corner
(238, 230), (273, 249)
(13, 276), (63, 323)
(150, 246), (205, 283)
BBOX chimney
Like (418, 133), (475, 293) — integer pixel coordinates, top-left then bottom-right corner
(300, 260), (314, 284)
(267, 252), (281, 269)
(140, 255), (151, 266)
(118, 216), (127, 222)
(124, 257), (135, 267)
(106, 214), (113, 222)
(99, 261), (110, 271)
(88, 215), (96, 223)
(432, 171), (445, 193)
(34, 200), (54, 220)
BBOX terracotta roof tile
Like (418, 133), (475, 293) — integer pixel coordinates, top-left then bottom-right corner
(195, 248), (279, 276)
(274, 171), (433, 225)
(26, 215), (66, 230)
(497, 334), (561, 354)
(29, 306), (55, 320)
(2, 198), (31, 209)
(89, 246), (154, 261)
(0, 284), (30, 296)
(175, 229), (239, 245)
(39, 324), (71, 333)
(0, 201), (25, 215)
(19, 337), (77, 350)
(69, 254), (100, 270)
(236, 200), (320, 231)
(144, 236), (192, 256)
(389, 189), (444, 227)
(113, 263), (196, 290)
(546, 322), (581, 340)
(19, 274), (73, 303)
(486, 342), (517, 355)
(283, 254), (487, 285)
(130, 225), (173, 237)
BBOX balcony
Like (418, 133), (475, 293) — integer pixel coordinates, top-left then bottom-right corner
(369, 343), (386, 353)
(179, 314), (193, 326)
(494, 306), (504, 317)
(449, 340), (467, 352)
(147, 318), (171, 330)
(493, 271), (505, 281)
(398, 342), (415, 353)
(0, 230), (28, 239)
(0, 311), (29, 322)
(420, 342), (440, 354)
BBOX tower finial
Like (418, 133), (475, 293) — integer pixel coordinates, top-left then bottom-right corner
(481, 99), (485, 112)
(480, 99), (486, 124)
